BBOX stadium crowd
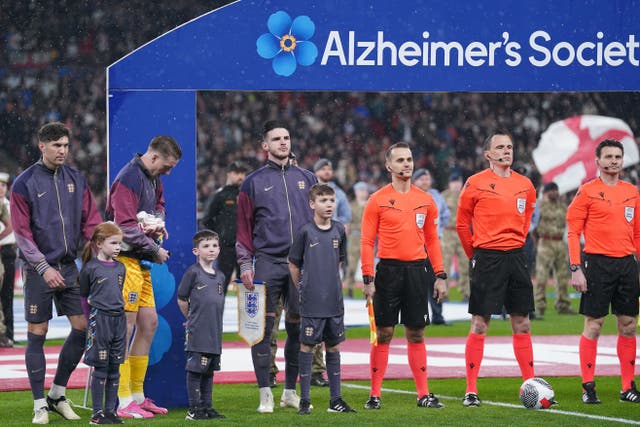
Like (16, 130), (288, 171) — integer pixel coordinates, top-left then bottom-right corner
(196, 91), (640, 217)
(1, 2), (640, 215)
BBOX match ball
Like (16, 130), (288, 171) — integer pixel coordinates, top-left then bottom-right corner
(519, 377), (556, 409)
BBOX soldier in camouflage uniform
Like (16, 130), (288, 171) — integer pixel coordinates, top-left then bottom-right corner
(345, 182), (370, 298)
(441, 171), (469, 301)
(534, 182), (575, 315)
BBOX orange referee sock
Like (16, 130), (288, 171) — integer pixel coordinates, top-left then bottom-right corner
(513, 332), (534, 380)
(579, 334), (597, 384)
(407, 341), (429, 397)
(617, 335), (636, 391)
(370, 343), (389, 397)
(465, 332), (485, 393)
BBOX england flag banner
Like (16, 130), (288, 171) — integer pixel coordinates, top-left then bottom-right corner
(532, 115), (638, 194)
(237, 282), (266, 346)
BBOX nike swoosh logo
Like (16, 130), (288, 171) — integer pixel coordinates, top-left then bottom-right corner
(196, 285), (207, 290)
(264, 186), (274, 191)
(37, 192), (47, 198)
(310, 242), (319, 247)
(97, 278), (107, 284)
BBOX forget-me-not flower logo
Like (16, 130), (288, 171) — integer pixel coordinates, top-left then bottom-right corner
(256, 11), (318, 77)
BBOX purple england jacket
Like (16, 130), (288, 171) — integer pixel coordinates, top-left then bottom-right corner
(236, 160), (316, 272)
(105, 155), (165, 260)
(10, 160), (101, 274)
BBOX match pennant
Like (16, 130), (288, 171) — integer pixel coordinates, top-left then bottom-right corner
(237, 280), (266, 346)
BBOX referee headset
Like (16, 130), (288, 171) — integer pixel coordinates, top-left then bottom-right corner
(387, 162), (409, 178)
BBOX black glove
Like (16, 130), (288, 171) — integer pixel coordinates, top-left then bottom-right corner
(363, 275), (375, 285)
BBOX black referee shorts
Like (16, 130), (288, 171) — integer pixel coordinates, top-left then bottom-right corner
(373, 258), (430, 328)
(468, 248), (534, 316)
(580, 253), (640, 318)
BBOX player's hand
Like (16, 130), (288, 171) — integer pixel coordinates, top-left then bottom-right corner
(362, 282), (376, 300)
(155, 247), (170, 264)
(240, 270), (255, 291)
(43, 267), (66, 289)
(569, 269), (587, 293)
(149, 226), (168, 241)
(433, 278), (448, 303)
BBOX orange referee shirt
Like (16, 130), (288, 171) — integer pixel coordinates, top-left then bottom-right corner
(456, 168), (536, 258)
(566, 177), (640, 264)
(360, 183), (444, 277)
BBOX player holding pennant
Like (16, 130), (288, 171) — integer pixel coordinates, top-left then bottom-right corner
(360, 142), (447, 410)
(236, 120), (317, 413)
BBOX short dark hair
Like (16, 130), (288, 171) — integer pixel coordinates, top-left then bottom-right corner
(228, 161), (249, 173)
(148, 136), (182, 160)
(38, 122), (71, 142)
(483, 129), (512, 151)
(595, 139), (624, 158)
(193, 229), (218, 248)
(262, 120), (288, 139)
(309, 183), (335, 201)
(385, 142), (411, 161)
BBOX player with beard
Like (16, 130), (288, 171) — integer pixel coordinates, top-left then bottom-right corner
(361, 142), (447, 410)
(236, 120), (317, 413)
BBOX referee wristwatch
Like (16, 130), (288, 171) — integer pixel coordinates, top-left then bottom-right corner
(435, 272), (447, 280)
(569, 264), (581, 272)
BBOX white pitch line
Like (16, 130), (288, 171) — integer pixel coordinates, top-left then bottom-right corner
(342, 383), (640, 426)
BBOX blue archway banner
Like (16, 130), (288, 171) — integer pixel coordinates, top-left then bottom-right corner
(109, 0), (640, 92)
(107, 0), (640, 408)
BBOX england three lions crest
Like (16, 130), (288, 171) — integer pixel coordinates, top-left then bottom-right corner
(238, 283), (266, 346)
(244, 292), (259, 318)
(516, 198), (526, 214)
(625, 206), (634, 222)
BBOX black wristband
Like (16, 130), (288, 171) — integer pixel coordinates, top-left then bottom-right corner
(363, 275), (374, 285)
(435, 272), (447, 280)
(570, 264), (580, 272)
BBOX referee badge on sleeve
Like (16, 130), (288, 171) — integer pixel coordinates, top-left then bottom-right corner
(415, 213), (426, 229)
(625, 206), (634, 222)
(516, 198), (526, 214)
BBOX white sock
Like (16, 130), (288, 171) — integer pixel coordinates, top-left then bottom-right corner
(48, 384), (66, 400)
(132, 392), (145, 404)
(259, 387), (272, 399)
(119, 396), (133, 408)
(34, 398), (47, 412)
(282, 388), (295, 397)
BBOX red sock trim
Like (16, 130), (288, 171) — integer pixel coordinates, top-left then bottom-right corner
(465, 333), (485, 394)
(617, 335), (637, 391)
(513, 332), (534, 380)
(407, 341), (428, 396)
(579, 334), (598, 384)
(370, 343), (390, 397)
